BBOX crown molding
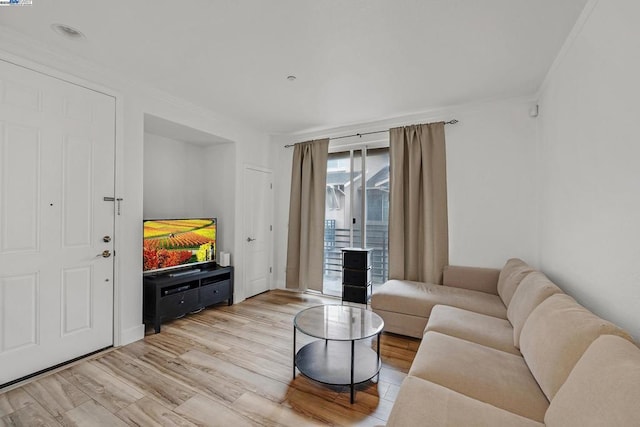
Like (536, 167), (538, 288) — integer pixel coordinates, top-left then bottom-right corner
(535, 0), (600, 100)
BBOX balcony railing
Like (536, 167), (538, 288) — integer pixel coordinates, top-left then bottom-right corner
(323, 220), (388, 284)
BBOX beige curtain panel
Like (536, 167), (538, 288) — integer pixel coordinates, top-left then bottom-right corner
(285, 139), (330, 291)
(388, 122), (449, 284)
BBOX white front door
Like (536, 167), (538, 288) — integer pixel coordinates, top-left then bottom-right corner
(0, 60), (115, 385)
(243, 167), (272, 298)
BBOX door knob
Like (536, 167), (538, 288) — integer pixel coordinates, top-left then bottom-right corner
(97, 250), (111, 258)
(246, 237), (256, 242)
(103, 235), (111, 243)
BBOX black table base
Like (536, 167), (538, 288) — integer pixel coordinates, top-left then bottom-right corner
(293, 332), (382, 403)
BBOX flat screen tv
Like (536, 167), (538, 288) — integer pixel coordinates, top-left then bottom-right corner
(143, 218), (216, 274)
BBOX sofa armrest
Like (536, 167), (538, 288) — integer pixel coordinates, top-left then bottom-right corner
(443, 265), (500, 295)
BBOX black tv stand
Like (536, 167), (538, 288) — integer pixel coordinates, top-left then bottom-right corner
(143, 265), (234, 333)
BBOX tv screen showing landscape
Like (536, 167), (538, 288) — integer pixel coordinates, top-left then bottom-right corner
(143, 218), (216, 273)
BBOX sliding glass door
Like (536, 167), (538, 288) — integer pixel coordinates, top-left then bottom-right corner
(323, 146), (389, 296)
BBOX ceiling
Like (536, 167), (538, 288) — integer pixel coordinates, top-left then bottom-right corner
(0, 0), (588, 135)
(144, 114), (231, 146)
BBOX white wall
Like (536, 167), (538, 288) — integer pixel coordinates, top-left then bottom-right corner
(272, 98), (539, 288)
(203, 142), (236, 261)
(446, 101), (539, 268)
(143, 132), (206, 219)
(537, 0), (640, 340)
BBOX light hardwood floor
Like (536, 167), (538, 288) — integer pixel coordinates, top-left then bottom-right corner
(0, 290), (418, 426)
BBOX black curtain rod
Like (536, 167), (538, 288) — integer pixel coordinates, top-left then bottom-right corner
(284, 119), (459, 148)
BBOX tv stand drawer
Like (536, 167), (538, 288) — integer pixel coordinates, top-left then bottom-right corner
(200, 280), (231, 306)
(159, 288), (199, 318)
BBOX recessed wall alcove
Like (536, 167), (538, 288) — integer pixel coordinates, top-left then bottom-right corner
(143, 113), (236, 259)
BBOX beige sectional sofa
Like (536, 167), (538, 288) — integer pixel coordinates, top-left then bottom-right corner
(371, 259), (640, 426)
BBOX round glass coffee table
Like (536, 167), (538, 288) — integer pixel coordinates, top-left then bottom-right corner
(293, 304), (384, 403)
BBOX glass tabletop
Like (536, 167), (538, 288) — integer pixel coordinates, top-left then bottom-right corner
(294, 304), (384, 341)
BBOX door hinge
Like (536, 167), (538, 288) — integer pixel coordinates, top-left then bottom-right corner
(269, 267), (272, 273)
(270, 225), (272, 231)
(270, 183), (273, 189)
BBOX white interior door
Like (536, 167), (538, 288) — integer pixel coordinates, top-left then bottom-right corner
(243, 167), (273, 298)
(0, 60), (115, 385)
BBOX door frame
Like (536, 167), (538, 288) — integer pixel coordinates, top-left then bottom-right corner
(242, 164), (274, 299)
(0, 53), (124, 347)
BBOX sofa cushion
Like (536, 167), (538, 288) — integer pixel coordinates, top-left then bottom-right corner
(372, 308), (429, 338)
(409, 331), (549, 422)
(506, 271), (563, 348)
(496, 258), (535, 306)
(545, 335), (640, 427)
(371, 279), (507, 320)
(442, 265), (500, 295)
(387, 376), (544, 427)
(519, 294), (632, 401)
(425, 305), (519, 355)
